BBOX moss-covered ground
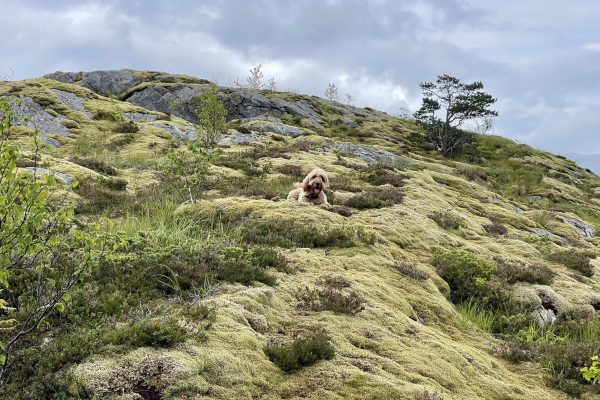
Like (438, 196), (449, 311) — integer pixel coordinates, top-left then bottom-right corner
(2, 72), (600, 399)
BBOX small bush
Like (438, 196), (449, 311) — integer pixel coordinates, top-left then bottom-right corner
(394, 262), (430, 280)
(496, 259), (555, 285)
(69, 156), (117, 176)
(429, 210), (464, 229)
(316, 275), (352, 289)
(103, 177), (128, 191)
(106, 133), (136, 149)
(548, 249), (596, 277)
(330, 174), (362, 192)
(432, 249), (496, 304)
(275, 164), (305, 177)
(457, 166), (488, 182)
(344, 186), (404, 209)
(265, 327), (335, 372)
(484, 219), (508, 235)
(297, 285), (366, 315)
(329, 205), (354, 217)
(212, 246), (286, 286)
(113, 120), (139, 133)
(239, 218), (375, 248)
(108, 317), (188, 348)
(361, 168), (406, 187)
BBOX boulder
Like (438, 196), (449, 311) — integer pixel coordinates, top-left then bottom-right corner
(329, 143), (400, 165)
(127, 85), (203, 123)
(50, 89), (93, 118)
(219, 131), (261, 145)
(334, 117), (358, 128)
(248, 122), (303, 138)
(558, 216), (596, 238)
(151, 122), (196, 141)
(80, 70), (142, 96)
(530, 227), (566, 244)
(43, 71), (83, 84)
(124, 112), (159, 122)
(532, 306), (557, 327)
(10, 96), (70, 136)
(25, 167), (75, 186)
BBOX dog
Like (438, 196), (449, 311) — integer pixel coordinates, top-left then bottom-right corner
(287, 168), (330, 206)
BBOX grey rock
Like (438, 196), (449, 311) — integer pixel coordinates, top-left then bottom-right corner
(127, 85), (204, 123)
(530, 227), (566, 244)
(300, 117), (325, 132)
(25, 167), (75, 186)
(532, 306), (557, 327)
(248, 115), (282, 123)
(9, 96), (70, 136)
(558, 216), (596, 238)
(43, 71), (83, 84)
(219, 131), (261, 145)
(41, 137), (61, 148)
(527, 195), (548, 203)
(381, 135), (405, 147)
(50, 89), (93, 118)
(124, 112), (159, 122)
(512, 206), (525, 214)
(567, 168), (585, 178)
(151, 122), (196, 141)
(330, 143), (400, 165)
(81, 70), (142, 96)
(334, 117), (358, 128)
(249, 122), (303, 138)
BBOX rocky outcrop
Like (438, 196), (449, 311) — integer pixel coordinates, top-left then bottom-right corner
(45, 70), (142, 96)
(246, 122), (304, 138)
(127, 85), (204, 123)
(51, 89), (93, 118)
(530, 227), (566, 244)
(325, 142), (400, 165)
(151, 122), (196, 141)
(124, 112), (159, 122)
(25, 167), (76, 186)
(558, 216), (596, 238)
(10, 96), (70, 136)
(532, 305), (557, 327)
(219, 131), (261, 145)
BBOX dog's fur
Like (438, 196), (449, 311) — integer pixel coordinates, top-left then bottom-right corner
(287, 168), (330, 206)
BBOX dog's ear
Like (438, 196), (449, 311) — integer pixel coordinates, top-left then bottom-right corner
(301, 174), (311, 191)
(321, 173), (330, 188)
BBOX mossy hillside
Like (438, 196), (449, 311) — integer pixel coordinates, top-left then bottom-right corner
(3, 73), (600, 399)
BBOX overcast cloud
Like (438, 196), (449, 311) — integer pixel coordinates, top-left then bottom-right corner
(2, 0), (600, 163)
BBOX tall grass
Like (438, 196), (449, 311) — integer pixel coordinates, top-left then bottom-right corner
(457, 300), (498, 332)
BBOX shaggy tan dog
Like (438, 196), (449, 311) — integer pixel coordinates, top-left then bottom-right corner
(287, 168), (330, 206)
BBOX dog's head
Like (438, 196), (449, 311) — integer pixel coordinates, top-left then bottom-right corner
(302, 168), (330, 198)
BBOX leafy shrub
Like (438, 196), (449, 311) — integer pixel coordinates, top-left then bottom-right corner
(113, 120), (139, 133)
(548, 249), (596, 277)
(108, 317), (188, 348)
(581, 355), (600, 384)
(429, 210), (464, 229)
(69, 156), (117, 176)
(265, 327), (335, 372)
(344, 186), (404, 209)
(496, 259), (554, 285)
(297, 278), (366, 315)
(457, 166), (488, 182)
(393, 262), (430, 280)
(484, 219), (508, 235)
(329, 205), (354, 217)
(361, 168), (406, 187)
(432, 249), (496, 304)
(212, 246), (286, 286)
(103, 177), (128, 191)
(239, 218), (375, 248)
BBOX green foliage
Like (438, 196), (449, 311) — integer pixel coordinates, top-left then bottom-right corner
(160, 139), (216, 203)
(496, 259), (555, 285)
(69, 156), (117, 176)
(265, 327), (335, 372)
(112, 120), (139, 133)
(298, 276), (366, 314)
(108, 317), (188, 348)
(581, 355), (600, 384)
(343, 186), (404, 209)
(429, 210), (464, 229)
(102, 176), (128, 191)
(414, 74), (497, 155)
(193, 84), (227, 148)
(360, 168), (406, 187)
(212, 246), (286, 286)
(432, 249), (496, 304)
(548, 249), (596, 277)
(238, 218), (376, 248)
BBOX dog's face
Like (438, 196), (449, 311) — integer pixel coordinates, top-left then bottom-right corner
(302, 169), (329, 198)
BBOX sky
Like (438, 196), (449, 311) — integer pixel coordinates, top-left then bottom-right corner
(2, 0), (600, 165)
